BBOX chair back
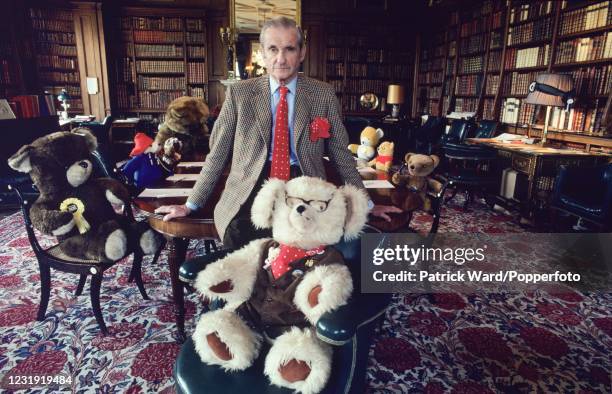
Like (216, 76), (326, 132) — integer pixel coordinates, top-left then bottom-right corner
(8, 184), (45, 255)
(473, 120), (498, 139)
(442, 119), (474, 145)
(344, 116), (371, 143)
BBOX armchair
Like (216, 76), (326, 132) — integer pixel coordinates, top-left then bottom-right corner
(412, 116), (446, 155)
(441, 120), (499, 210)
(174, 225), (392, 394)
(551, 163), (612, 231)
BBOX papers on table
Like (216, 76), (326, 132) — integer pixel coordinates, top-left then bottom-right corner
(363, 180), (394, 189)
(138, 188), (192, 198)
(493, 133), (527, 142)
(166, 174), (200, 181)
(177, 161), (205, 167)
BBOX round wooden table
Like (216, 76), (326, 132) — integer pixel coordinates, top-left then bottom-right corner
(133, 164), (413, 341)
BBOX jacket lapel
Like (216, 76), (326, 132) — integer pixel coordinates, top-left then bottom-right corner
(251, 76), (272, 148)
(294, 75), (312, 151)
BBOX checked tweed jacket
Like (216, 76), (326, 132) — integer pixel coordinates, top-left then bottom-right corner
(187, 75), (364, 239)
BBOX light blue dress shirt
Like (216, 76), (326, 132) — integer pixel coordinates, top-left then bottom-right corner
(269, 76), (299, 166)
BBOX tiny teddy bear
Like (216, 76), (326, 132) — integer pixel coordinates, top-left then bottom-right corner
(193, 176), (369, 394)
(152, 96), (209, 155)
(391, 153), (440, 212)
(8, 128), (162, 262)
(122, 137), (183, 189)
(348, 126), (384, 168)
(368, 141), (395, 172)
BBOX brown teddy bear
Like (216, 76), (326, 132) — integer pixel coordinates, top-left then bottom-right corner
(391, 153), (440, 212)
(192, 176), (369, 394)
(153, 96), (210, 155)
(8, 129), (162, 262)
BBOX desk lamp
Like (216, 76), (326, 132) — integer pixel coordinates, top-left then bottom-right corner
(57, 89), (71, 120)
(525, 73), (575, 146)
(386, 84), (405, 121)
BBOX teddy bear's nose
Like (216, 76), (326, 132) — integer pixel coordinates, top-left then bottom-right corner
(296, 205), (306, 214)
(79, 161), (89, 168)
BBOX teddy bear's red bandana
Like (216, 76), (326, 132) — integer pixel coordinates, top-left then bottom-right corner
(269, 244), (325, 279)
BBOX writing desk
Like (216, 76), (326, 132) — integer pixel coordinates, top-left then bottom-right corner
(466, 138), (610, 224)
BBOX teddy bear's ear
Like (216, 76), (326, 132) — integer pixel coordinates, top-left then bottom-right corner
(251, 178), (286, 229)
(8, 145), (34, 173)
(340, 184), (369, 241)
(376, 128), (384, 139)
(72, 127), (98, 153)
(404, 153), (413, 163)
(430, 155), (440, 168)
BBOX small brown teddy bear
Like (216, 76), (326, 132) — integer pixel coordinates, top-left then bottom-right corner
(391, 153), (440, 212)
(8, 129), (162, 262)
(153, 96), (210, 155)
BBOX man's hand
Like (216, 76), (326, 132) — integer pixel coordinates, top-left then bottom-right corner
(370, 204), (403, 222)
(154, 204), (192, 222)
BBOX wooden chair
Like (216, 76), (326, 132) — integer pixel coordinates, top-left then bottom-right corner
(8, 183), (153, 335)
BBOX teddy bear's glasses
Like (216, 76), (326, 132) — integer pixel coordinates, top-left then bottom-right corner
(285, 194), (332, 212)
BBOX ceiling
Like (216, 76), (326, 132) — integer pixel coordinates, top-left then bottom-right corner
(235, 0), (297, 33)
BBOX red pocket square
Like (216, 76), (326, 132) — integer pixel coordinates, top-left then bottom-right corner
(309, 117), (331, 142)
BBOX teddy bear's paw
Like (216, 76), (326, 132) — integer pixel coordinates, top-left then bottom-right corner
(104, 229), (127, 261)
(51, 217), (76, 236)
(265, 327), (332, 394)
(193, 309), (261, 371)
(139, 229), (161, 255)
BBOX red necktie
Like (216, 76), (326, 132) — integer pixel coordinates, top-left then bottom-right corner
(270, 86), (290, 180)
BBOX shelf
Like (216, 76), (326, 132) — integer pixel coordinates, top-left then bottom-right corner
(135, 56), (185, 60)
(505, 65), (547, 72)
(37, 66), (78, 72)
(509, 13), (554, 28)
(507, 39), (552, 49)
(559, 25), (612, 40)
(136, 71), (185, 75)
(552, 58), (612, 68)
(457, 71), (484, 75)
(454, 94), (480, 97)
(134, 41), (183, 45)
(40, 80), (81, 85)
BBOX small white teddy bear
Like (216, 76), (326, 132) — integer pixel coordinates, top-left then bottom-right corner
(192, 176), (369, 394)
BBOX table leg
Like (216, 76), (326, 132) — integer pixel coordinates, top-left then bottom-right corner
(167, 236), (189, 342)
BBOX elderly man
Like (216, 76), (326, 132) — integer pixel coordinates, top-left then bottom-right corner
(155, 17), (401, 249)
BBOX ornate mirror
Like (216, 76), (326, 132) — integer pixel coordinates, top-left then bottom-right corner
(225, 0), (302, 79)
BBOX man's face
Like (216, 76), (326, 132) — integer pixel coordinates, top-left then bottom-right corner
(261, 26), (306, 84)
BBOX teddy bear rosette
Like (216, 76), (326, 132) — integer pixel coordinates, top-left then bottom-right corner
(192, 176), (369, 394)
(8, 128), (162, 262)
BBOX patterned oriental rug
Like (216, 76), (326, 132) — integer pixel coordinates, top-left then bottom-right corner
(0, 196), (609, 393)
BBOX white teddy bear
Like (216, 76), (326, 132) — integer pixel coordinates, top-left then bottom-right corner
(192, 176), (369, 394)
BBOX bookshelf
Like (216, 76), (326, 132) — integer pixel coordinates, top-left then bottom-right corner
(27, 6), (83, 112)
(414, 0), (612, 141)
(111, 8), (209, 123)
(324, 22), (412, 115)
(0, 9), (22, 99)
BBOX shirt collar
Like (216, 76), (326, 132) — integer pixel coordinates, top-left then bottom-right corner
(269, 75), (297, 96)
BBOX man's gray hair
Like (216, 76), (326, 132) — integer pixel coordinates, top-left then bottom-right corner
(259, 16), (305, 48)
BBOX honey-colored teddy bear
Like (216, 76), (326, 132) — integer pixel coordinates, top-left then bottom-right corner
(348, 126), (384, 168)
(368, 141), (394, 172)
(391, 153), (440, 211)
(152, 96), (209, 155)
